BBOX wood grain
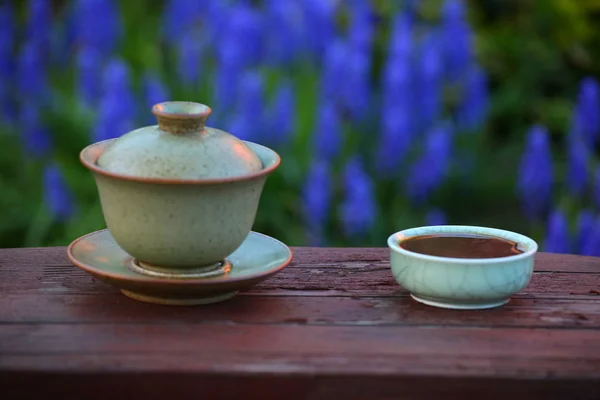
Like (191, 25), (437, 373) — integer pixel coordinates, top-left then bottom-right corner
(1, 248), (599, 299)
(1, 294), (599, 329)
(2, 324), (599, 378)
(2, 246), (600, 271)
(1, 246), (599, 400)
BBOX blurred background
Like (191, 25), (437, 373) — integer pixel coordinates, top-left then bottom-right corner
(1, 0), (600, 253)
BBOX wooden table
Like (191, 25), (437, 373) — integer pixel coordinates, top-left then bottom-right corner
(1, 247), (599, 399)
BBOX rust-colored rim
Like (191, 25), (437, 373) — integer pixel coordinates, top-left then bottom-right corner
(79, 139), (281, 185)
(151, 101), (212, 120)
(67, 229), (293, 286)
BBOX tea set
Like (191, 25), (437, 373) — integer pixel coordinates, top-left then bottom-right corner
(67, 101), (538, 310)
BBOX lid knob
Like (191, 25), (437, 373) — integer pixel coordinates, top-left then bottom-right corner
(152, 101), (211, 134)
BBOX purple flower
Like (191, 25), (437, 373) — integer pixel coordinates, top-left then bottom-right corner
(0, 4), (15, 124)
(213, 62), (241, 113)
(212, 27), (247, 113)
(25, 0), (52, 49)
(20, 104), (52, 158)
(341, 3), (374, 120)
(73, 0), (122, 57)
(592, 167), (600, 210)
(76, 47), (103, 108)
(376, 109), (411, 175)
(406, 124), (454, 203)
(517, 125), (553, 220)
(348, 0), (374, 53)
(321, 39), (348, 104)
(574, 77), (600, 148)
(142, 73), (169, 125)
(143, 73), (169, 111)
(162, 0), (203, 44)
(17, 40), (49, 104)
(0, 2), (15, 44)
(93, 99), (135, 143)
(580, 217), (600, 257)
(441, 0), (473, 84)
(544, 209), (571, 254)
(426, 209), (448, 226)
(566, 131), (589, 198)
(340, 157), (377, 237)
(417, 32), (443, 132)
(388, 11), (413, 57)
(102, 58), (131, 92)
(457, 65), (489, 131)
(302, 160), (333, 245)
(313, 100), (342, 159)
(575, 210), (594, 255)
(300, 0), (337, 58)
(266, 81), (295, 148)
(376, 12), (414, 174)
(93, 59), (136, 142)
(219, 3), (263, 68)
(43, 164), (74, 221)
(177, 33), (205, 87)
(443, 0), (467, 24)
(342, 46), (371, 120)
(237, 71), (264, 125)
(202, 2), (230, 44)
(265, 0), (305, 64)
(227, 71), (264, 141)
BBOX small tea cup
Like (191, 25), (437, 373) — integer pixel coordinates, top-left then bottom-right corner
(387, 225), (538, 309)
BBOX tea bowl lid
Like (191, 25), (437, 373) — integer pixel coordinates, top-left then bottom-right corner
(96, 101), (263, 180)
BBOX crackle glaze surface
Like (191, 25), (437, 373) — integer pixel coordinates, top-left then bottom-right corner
(84, 141), (279, 269)
(97, 101), (262, 180)
(67, 229), (292, 306)
(97, 125), (262, 179)
(387, 225), (538, 309)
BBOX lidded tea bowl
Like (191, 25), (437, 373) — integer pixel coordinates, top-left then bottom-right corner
(80, 101), (280, 278)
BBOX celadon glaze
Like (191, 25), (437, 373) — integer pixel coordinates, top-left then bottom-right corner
(67, 229), (293, 305)
(387, 225), (538, 310)
(82, 140), (278, 271)
(97, 101), (262, 179)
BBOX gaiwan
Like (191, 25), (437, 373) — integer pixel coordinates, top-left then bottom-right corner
(79, 101), (280, 278)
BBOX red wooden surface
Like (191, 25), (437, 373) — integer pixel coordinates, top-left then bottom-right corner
(1, 247), (600, 399)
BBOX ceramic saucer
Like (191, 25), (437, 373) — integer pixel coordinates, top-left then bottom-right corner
(67, 229), (292, 306)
